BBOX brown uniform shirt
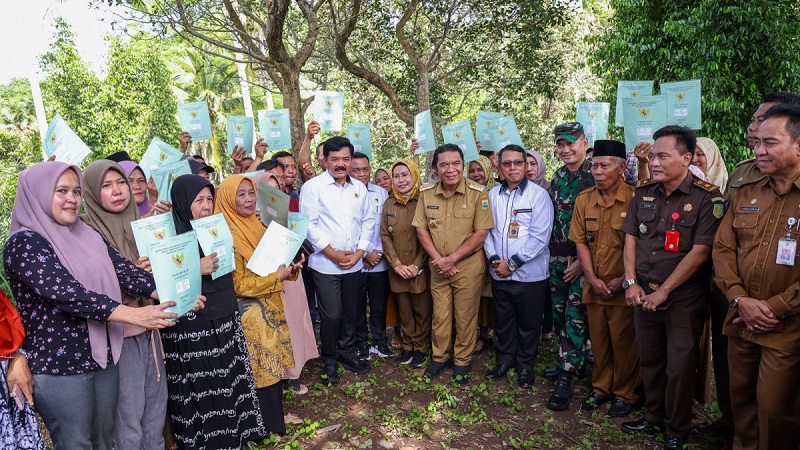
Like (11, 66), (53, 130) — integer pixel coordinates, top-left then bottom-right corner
(713, 175), (800, 353)
(381, 195), (429, 294)
(569, 183), (635, 305)
(724, 158), (764, 202)
(621, 173), (724, 290)
(411, 177), (494, 258)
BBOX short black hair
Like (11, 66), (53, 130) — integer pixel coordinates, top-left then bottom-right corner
(763, 103), (800, 140)
(242, 156), (254, 163)
(352, 152), (370, 161)
(256, 159), (285, 171)
(762, 92), (800, 105)
(192, 154), (205, 162)
(431, 143), (464, 167)
(498, 144), (526, 162)
(653, 125), (696, 155)
(322, 136), (353, 158)
(271, 151), (294, 161)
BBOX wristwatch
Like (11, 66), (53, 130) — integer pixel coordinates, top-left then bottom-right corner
(622, 279), (638, 290)
(507, 260), (518, 272)
(730, 296), (741, 309)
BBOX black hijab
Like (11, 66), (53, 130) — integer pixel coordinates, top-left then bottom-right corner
(169, 174), (236, 320)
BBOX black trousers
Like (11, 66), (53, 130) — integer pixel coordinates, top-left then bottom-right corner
(312, 269), (364, 364)
(491, 278), (547, 371)
(302, 264), (318, 323)
(356, 270), (390, 347)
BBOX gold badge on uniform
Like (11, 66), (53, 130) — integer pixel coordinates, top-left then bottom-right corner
(429, 219), (438, 229)
(750, 198), (757, 204)
(621, 212), (627, 218)
(461, 204), (467, 208)
(388, 226), (393, 233)
(642, 196), (655, 202)
(683, 203), (692, 212)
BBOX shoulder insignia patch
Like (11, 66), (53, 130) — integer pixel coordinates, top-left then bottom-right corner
(694, 179), (718, 192)
(636, 178), (657, 189)
(713, 203), (725, 219)
(420, 183), (435, 192)
(467, 180), (486, 192)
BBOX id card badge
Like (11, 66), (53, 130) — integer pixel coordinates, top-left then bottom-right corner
(508, 221), (520, 239)
(776, 238), (796, 266)
(664, 212), (680, 252)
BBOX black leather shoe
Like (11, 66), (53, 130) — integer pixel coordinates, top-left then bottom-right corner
(700, 419), (734, 438)
(607, 399), (634, 417)
(517, 369), (535, 388)
(452, 364), (472, 386)
(338, 355), (370, 374)
(321, 361), (340, 384)
(664, 435), (688, 450)
(543, 367), (559, 381)
(409, 351), (427, 368)
(580, 392), (611, 410)
(424, 359), (452, 379)
(395, 350), (414, 365)
(546, 372), (572, 411)
(621, 418), (664, 435)
(485, 364), (514, 381)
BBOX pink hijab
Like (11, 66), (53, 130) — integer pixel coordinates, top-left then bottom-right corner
(118, 160), (153, 217)
(10, 162), (124, 368)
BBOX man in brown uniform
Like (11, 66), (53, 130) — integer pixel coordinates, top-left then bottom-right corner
(713, 104), (800, 450)
(620, 126), (724, 450)
(413, 144), (494, 384)
(569, 140), (640, 417)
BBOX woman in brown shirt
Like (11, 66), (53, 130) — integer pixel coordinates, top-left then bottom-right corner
(381, 159), (432, 368)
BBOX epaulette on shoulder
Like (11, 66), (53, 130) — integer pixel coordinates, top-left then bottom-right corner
(636, 178), (657, 189)
(576, 186), (596, 198)
(467, 180), (486, 192)
(735, 157), (756, 168)
(739, 174), (767, 187)
(420, 183), (435, 191)
(694, 179), (718, 192)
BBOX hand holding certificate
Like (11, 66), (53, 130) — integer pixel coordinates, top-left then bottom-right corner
(622, 94), (668, 148)
(131, 212), (177, 257)
(152, 160), (192, 204)
(257, 180), (290, 227)
(616, 81), (655, 126)
(346, 123), (372, 160)
(178, 102), (213, 141)
(441, 120), (479, 162)
(147, 231), (202, 318)
(414, 110), (436, 154)
(227, 116), (254, 154)
(246, 222), (305, 277)
(475, 111), (503, 152)
(190, 213), (235, 280)
(139, 138), (183, 182)
(259, 109), (292, 150)
(43, 113), (92, 165)
(312, 91), (344, 131)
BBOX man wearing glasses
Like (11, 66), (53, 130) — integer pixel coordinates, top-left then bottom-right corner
(412, 144), (494, 385)
(484, 144), (553, 388)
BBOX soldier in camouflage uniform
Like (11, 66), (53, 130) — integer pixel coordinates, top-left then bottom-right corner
(546, 122), (596, 411)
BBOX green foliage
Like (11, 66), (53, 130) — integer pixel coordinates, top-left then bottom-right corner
(594, 0), (800, 167)
(0, 78), (37, 130)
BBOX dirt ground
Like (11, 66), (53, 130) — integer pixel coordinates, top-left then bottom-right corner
(260, 336), (731, 450)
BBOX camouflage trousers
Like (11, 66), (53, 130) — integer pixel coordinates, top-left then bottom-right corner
(549, 257), (588, 373)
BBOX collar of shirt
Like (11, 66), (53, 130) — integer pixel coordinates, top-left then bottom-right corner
(321, 169), (354, 186)
(433, 177), (467, 197)
(589, 182), (631, 207)
(499, 177), (529, 193)
(657, 171), (694, 197)
(554, 158), (592, 180)
(758, 172), (800, 192)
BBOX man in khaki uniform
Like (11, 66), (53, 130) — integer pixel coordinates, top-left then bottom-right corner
(412, 144), (494, 384)
(713, 104), (800, 450)
(569, 140), (640, 417)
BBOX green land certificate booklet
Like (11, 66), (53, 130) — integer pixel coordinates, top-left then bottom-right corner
(226, 116), (254, 154)
(615, 80), (655, 126)
(139, 138), (184, 182)
(246, 222), (305, 277)
(190, 213), (235, 280)
(42, 113), (92, 165)
(346, 123), (372, 160)
(130, 211), (177, 257)
(288, 212), (310, 238)
(152, 160), (192, 204)
(492, 116), (524, 150)
(576, 102), (610, 147)
(622, 94), (668, 148)
(257, 180), (290, 227)
(414, 110), (436, 154)
(178, 102), (213, 141)
(441, 120), (479, 163)
(475, 111), (504, 152)
(660, 79), (702, 130)
(147, 231), (201, 318)
(312, 91), (345, 131)
(259, 109), (292, 150)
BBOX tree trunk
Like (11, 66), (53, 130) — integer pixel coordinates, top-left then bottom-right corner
(279, 73), (306, 160)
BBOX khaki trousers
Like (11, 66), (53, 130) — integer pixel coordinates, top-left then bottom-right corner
(395, 291), (433, 352)
(586, 303), (640, 403)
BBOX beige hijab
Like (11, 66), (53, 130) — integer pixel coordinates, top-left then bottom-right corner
(696, 137), (728, 193)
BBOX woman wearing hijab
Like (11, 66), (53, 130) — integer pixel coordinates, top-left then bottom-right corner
(375, 168), (403, 350)
(2, 162), (183, 450)
(118, 161), (172, 218)
(694, 137), (729, 193)
(467, 155), (496, 353)
(215, 175), (301, 435)
(81, 160), (167, 450)
(163, 174), (264, 449)
(526, 150), (551, 191)
(468, 155), (498, 190)
(374, 168), (392, 192)
(381, 159), (432, 368)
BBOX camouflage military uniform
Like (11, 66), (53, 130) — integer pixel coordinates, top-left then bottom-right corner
(549, 158), (595, 373)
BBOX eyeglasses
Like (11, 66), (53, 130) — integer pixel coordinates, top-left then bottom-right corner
(500, 160), (525, 168)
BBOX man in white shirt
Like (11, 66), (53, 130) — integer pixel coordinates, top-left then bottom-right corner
(484, 144), (553, 388)
(300, 137), (375, 383)
(350, 153), (392, 359)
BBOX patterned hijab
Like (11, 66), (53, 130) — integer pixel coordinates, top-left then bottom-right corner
(390, 158), (421, 205)
(118, 160), (152, 217)
(696, 137), (728, 193)
(471, 155), (497, 189)
(82, 160), (140, 262)
(10, 162), (123, 368)
(215, 175), (264, 262)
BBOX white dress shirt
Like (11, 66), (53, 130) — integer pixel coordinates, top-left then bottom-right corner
(485, 178), (553, 282)
(300, 170), (375, 275)
(363, 182), (389, 272)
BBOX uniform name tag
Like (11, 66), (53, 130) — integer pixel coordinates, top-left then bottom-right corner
(427, 205), (439, 209)
(386, 213), (396, 217)
(738, 207), (759, 213)
(640, 203), (657, 210)
(585, 217), (598, 221)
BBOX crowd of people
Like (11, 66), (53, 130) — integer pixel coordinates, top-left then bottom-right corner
(1, 92), (799, 450)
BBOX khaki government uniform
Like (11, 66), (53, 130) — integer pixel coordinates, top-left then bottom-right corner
(713, 174), (800, 450)
(381, 194), (432, 353)
(621, 173), (723, 438)
(569, 183), (640, 403)
(411, 178), (494, 366)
